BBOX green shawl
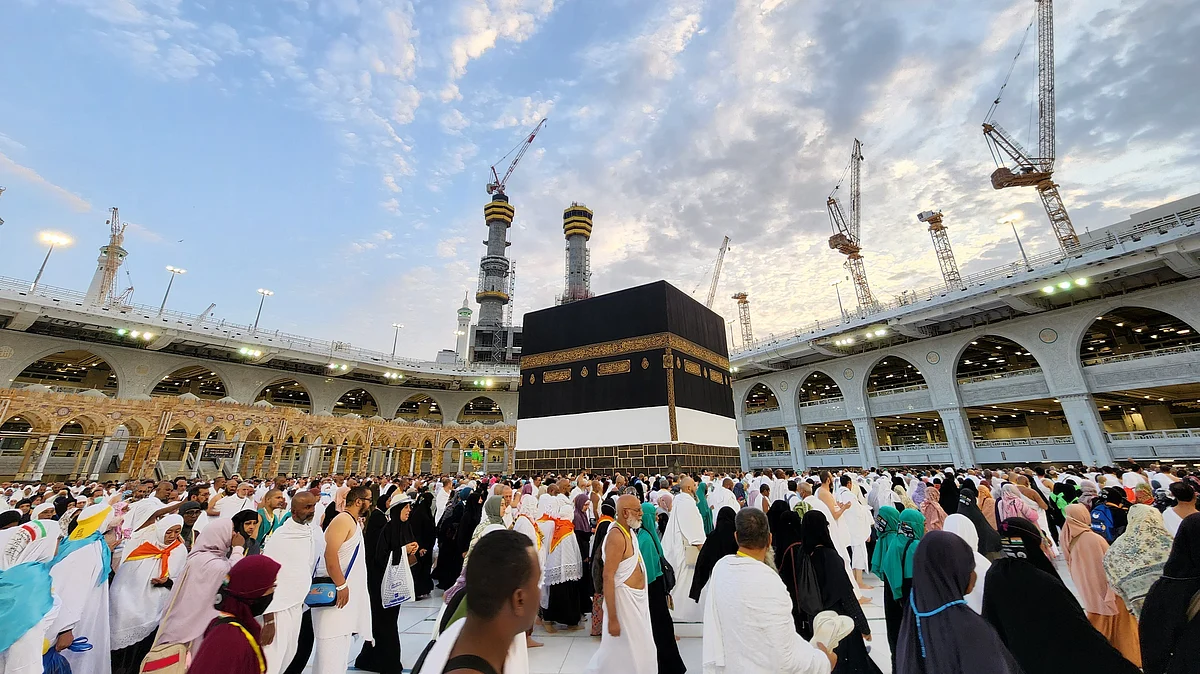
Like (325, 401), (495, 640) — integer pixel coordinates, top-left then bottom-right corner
(696, 482), (714, 535)
(899, 508), (926, 579)
(637, 501), (664, 583)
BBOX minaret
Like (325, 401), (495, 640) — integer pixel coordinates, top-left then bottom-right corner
(476, 194), (513, 326)
(84, 207), (127, 306)
(561, 202), (593, 303)
(456, 292), (472, 361)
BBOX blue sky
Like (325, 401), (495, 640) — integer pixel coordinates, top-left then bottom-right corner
(1, 0), (1197, 359)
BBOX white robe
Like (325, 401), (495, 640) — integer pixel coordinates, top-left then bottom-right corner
(262, 518), (319, 674)
(663, 491), (706, 622)
(49, 541), (110, 674)
(707, 486), (740, 515)
(417, 616), (529, 674)
(702, 556), (831, 674)
(109, 527), (187, 649)
(312, 520), (372, 643)
(804, 495), (858, 596)
(584, 526), (655, 674)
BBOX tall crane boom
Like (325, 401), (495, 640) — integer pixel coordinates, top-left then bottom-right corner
(706, 236), (730, 308)
(917, 210), (963, 290)
(487, 118), (547, 195)
(732, 292), (753, 347)
(983, 0), (1078, 251)
(827, 138), (875, 313)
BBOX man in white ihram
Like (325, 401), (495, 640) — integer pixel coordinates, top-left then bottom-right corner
(584, 495), (656, 674)
(663, 475), (707, 621)
(260, 491), (318, 674)
(703, 508), (835, 674)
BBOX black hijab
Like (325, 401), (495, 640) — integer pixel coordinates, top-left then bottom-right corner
(408, 492), (437, 551)
(767, 500), (793, 560)
(455, 485), (487, 552)
(1140, 512), (1200, 674)
(955, 481), (1001, 555)
(938, 472), (960, 516)
(897, 531), (1021, 674)
(689, 506), (738, 602)
(799, 509), (835, 557)
(231, 509), (262, 556)
(378, 501), (415, 567)
(983, 518), (1140, 674)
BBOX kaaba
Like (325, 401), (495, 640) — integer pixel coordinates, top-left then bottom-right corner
(515, 280), (740, 473)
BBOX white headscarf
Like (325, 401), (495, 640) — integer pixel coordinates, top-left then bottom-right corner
(1, 519), (61, 569)
(942, 514), (990, 614)
(110, 513), (187, 650)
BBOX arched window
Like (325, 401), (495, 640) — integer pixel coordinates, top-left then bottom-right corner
(1081, 308), (1200, 364)
(744, 383), (780, 414)
(255, 379), (312, 413)
(956, 336), (1041, 383)
(15, 350), (119, 395)
(334, 388), (379, 417)
(798, 371), (843, 404)
(866, 357), (927, 395)
(152, 366), (228, 400)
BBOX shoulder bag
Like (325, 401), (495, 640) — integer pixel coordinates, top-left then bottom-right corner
(306, 545), (360, 608)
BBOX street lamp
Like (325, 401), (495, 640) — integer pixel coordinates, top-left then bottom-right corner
(253, 288), (274, 331)
(158, 266), (186, 315)
(831, 281), (846, 321)
(391, 323), (404, 359)
(31, 231), (72, 292)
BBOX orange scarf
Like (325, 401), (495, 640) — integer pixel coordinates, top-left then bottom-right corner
(596, 515), (615, 527)
(124, 539), (182, 579)
(538, 514), (575, 552)
(519, 514), (544, 549)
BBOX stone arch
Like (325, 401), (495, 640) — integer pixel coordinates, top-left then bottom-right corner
(864, 354), (928, 395)
(12, 348), (122, 396)
(797, 369), (844, 405)
(398, 435), (414, 448)
(443, 437), (461, 449)
(254, 378), (312, 413)
(953, 334), (1045, 382)
(457, 396), (503, 425)
(150, 364), (230, 400)
(395, 393), (444, 424)
(743, 382), (780, 414)
(1076, 306), (1200, 363)
(0, 406), (53, 432)
(333, 388), (380, 417)
(55, 413), (105, 435)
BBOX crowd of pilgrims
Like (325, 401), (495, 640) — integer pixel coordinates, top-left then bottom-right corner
(0, 460), (1197, 674)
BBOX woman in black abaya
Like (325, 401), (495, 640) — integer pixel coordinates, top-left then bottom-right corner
(355, 494), (414, 673)
(799, 511), (880, 673)
(955, 481), (1001, 557)
(896, 530), (1020, 674)
(408, 491), (437, 599)
(433, 489), (465, 590)
(981, 517), (1140, 674)
(1140, 512), (1200, 674)
(689, 506), (738, 604)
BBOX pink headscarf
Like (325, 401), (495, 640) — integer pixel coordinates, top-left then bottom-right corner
(154, 518), (240, 646)
(334, 485), (350, 511)
(1061, 503), (1119, 615)
(997, 484), (1039, 523)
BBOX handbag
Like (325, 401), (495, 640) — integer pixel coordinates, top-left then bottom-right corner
(381, 549), (416, 609)
(139, 567), (190, 674)
(306, 545), (360, 608)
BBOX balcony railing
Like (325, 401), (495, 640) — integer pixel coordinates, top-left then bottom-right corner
(797, 396), (845, 408)
(749, 451), (792, 458)
(805, 446), (861, 456)
(1082, 344), (1200, 367)
(867, 383), (929, 398)
(972, 436), (1074, 447)
(879, 442), (950, 452)
(1108, 429), (1200, 442)
(0, 276), (519, 377)
(956, 367), (1044, 386)
(745, 406), (781, 416)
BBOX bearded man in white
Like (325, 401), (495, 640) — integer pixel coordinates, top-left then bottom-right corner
(662, 476), (707, 621)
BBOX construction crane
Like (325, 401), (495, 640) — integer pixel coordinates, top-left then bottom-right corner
(0, 186), (6, 228)
(982, 0), (1078, 251)
(487, 118), (547, 195)
(827, 139), (875, 313)
(917, 210), (963, 290)
(732, 292), (753, 347)
(706, 236), (730, 309)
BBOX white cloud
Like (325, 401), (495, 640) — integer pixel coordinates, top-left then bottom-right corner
(375, 229), (395, 240)
(381, 198), (401, 214)
(446, 0), (560, 80)
(440, 109), (470, 133)
(436, 236), (466, 258)
(0, 150), (92, 212)
(491, 96), (554, 129)
(382, 175), (401, 193)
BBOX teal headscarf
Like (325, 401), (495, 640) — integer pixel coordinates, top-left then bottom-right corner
(51, 530), (111, 587)
(696, 482), (714, 535)
(899, 508), (926, 578)
(0, 561), (55, 652)
(637, 502), (664, 584)
(871, 505), (904, 599)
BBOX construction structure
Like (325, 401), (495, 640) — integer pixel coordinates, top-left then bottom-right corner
(469, 118), (546, 364)
(917, 210), (963, 290)
(455, 293), (472, 362)
(982, 0), (1078, 251)
(733, 292), (753, 348)
(84, 207), (132, 307)
(559, 203), (594, 304)
(692, 236), (731, 308)
(827, 139), (876, 315)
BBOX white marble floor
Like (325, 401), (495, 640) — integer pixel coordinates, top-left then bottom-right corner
(307, 559), (1076, 673)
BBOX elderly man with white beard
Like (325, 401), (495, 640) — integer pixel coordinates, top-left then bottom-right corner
(261, 491), (319, 674)
(662, 475), (707, 622)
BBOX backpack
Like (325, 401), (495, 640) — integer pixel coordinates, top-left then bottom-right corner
(783, 542), (823, 618)
(1091, 504), (1115, 542)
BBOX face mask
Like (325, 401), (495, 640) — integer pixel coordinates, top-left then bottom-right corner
(873, 515), (888, 533)
(94, 496), (105, 504)
(248, 594), (274, 616)
(625, 516), (642, 530)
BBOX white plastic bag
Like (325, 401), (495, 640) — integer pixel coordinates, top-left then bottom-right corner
(382, 552), (415, 608)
